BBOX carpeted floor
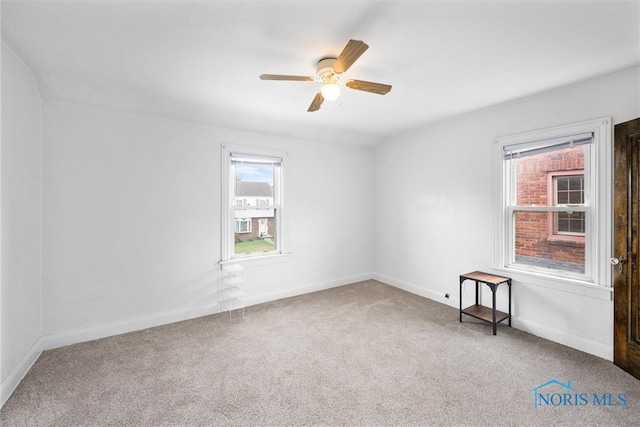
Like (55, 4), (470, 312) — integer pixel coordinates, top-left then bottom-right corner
(2, 279), (639, 426)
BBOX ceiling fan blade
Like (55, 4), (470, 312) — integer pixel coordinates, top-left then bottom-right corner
(307, 92), (324, 112)
(333, 39), (369, 74)
(260, 74), (315, 81)
(345, 79), (392, 95)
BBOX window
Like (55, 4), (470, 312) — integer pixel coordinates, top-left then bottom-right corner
(235, 218), (252, 234)
(221, 145), (288, 261)
(494, 118), (611, 285)
(551, 173), (585, 236)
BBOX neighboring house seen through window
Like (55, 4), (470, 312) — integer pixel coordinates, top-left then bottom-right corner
(232, 157), (278, 255)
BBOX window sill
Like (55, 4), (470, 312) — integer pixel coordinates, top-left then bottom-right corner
(491, 265), (612, 300)
(220, 252), (292, 269)
(546, 235), (585, 244)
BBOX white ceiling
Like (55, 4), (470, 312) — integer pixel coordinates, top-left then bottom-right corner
(2, 1), (639, 145)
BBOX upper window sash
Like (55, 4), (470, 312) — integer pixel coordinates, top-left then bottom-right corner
(506, 152), (592, 211)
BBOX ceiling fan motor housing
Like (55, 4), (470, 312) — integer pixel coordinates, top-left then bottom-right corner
(317, 57), (338, 81)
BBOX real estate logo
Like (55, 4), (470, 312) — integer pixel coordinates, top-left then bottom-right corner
(529, 379), (627, 409)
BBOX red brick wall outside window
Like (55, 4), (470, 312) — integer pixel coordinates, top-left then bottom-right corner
(514, 146), (585, 271)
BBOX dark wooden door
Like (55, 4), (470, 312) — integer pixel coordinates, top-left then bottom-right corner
(613, 117), (640, 379)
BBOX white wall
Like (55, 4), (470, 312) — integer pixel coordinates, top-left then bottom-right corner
(3, 38), (638, 405)
(40, 102), (373, 346)
(1, 42), (43, 404)
(373, 66), (640, 359)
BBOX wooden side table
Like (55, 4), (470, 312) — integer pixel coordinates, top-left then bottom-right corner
(459, 271), (511, 335)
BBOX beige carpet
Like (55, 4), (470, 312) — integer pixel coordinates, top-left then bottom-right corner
(2, 280), (639, 426)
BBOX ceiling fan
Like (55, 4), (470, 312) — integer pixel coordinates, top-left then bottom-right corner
(260, 39), (392, 112)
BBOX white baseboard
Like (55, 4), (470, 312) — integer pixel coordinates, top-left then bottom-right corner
(1, 339), (42, 408)
(40, 303), (221, 351)
(373, 272), (460, 308)
(39, 273), (373, 352)
(243, 272), (373, 308)
(514, 316), (612, 361)
(373, 272), (613, 361)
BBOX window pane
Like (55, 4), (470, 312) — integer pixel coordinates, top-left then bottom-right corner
(557, 179), (568, 191)
(557, 211), (585, 234)
(557, 218), (569, 230)
(232, 159), (279, 256)
(570, 189), (583, 204)
(234, 212), (277, 255)
(557, 192), (569, 204)
(514, 210), (585, 274)
(234, 161), (275, 205)
(555, 176), (584, 205)
(568, 176), (582, 190)
(515, 146), (586, 206)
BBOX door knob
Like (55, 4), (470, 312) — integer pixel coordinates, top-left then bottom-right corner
(610, 256), (625, 265)
(610, 256), (625, 273)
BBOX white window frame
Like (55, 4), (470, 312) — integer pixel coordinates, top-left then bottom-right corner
(493, 118), (612, 292)
(221, 144), (289, 264)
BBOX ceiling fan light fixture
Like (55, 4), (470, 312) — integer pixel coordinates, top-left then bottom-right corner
(320, 83), (341, 101)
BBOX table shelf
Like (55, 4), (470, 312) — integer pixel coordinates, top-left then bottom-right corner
(461, 304), (510, 324)
(459, 271), (512, 335)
